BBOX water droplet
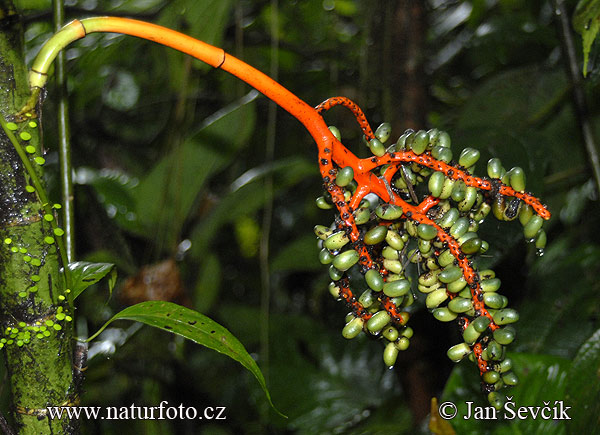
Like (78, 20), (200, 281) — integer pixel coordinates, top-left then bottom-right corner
(535, 248), (544, 257)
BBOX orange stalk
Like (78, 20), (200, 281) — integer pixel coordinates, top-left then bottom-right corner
(29, 17), (360, 180)
(27, 14), (553, 391)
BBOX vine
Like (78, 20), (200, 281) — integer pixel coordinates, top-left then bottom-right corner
(4, 16), (550, 410)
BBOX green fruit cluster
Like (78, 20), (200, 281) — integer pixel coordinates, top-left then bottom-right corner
(315, 123), (547, 407)
(316, 214), (415, 368)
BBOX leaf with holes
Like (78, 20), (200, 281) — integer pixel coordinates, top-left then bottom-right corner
(68, 261), (117, 299)
(87, 301), (284, 417)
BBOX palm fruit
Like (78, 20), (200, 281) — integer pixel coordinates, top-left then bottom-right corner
(313, 116), (546, 408)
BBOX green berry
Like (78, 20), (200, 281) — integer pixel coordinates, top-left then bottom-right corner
(432, 307), (458, 322)
(332, 250), (359, 271)
(459, 147), (480, 168)
(417, 223), (437, 241)
(383, 341), (399, 367)
(410, 130), (429, 154)
(426, 288), (448, 309)
(493, 326), (516, 345)
(375, 204), (403, 220)
(487, 158), (504, 179)
(382, 326), (399, 342)
(375, 122), (392, 143)
(367, 311), (391, 333)
(324, 231), (350, 250)
(342, 317), (363, 339)
(447, 342), (471, 362)
(315, 196), (333, 210)
(328, 126), (341, 141)
(509, 167), (526, 192)
(523, 215), (543, 240)
(439, 266), (462, 284)
(428, 171), (445, 197)
(364, 225), (388, 245)
(336, 166), (354, 187)
(447, 297), (473, 313)
(383, 279), (411, 297)
(369, 138), (385, 157)
(365, 269), (384, 291)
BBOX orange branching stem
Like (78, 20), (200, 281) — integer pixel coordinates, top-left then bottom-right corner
(30, 17), (551, 378)
(315, 96), (375, 140)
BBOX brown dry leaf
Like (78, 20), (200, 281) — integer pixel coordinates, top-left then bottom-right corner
(120, 258), (186, 305)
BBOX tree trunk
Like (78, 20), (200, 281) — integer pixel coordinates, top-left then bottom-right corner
(0, 2), (76, 433)
(390, 0), (427, 132)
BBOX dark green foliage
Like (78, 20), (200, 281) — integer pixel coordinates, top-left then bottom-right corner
(1, 0), (598, 433)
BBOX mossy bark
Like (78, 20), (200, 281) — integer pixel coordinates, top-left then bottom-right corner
(0, 2), (76, 433)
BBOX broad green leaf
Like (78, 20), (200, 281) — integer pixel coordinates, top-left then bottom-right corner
(456, 67), (568, 133)
(582, 19), (600, 76)
(105, 0), (164, 14)
(565, 328), (600, 432)
(159, 0), (233, 74)
(194, 253), (221, 313)
(559, 179), (596, 225)
(14, 0), (49, 11)
(517, 238), (600, 357)
(271, 233), (321, 272)
(132, 92), (257, 246)
(441, 353), (570, 435)
(573, 0), (600, 76)
(190, 156), (316, 257)
(88, 301), (284, 417)
(68, 261), (116, 300)
(218, 305), (408, 432)
(159, 0), (232, 46)
(75, 166), (144, 236)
